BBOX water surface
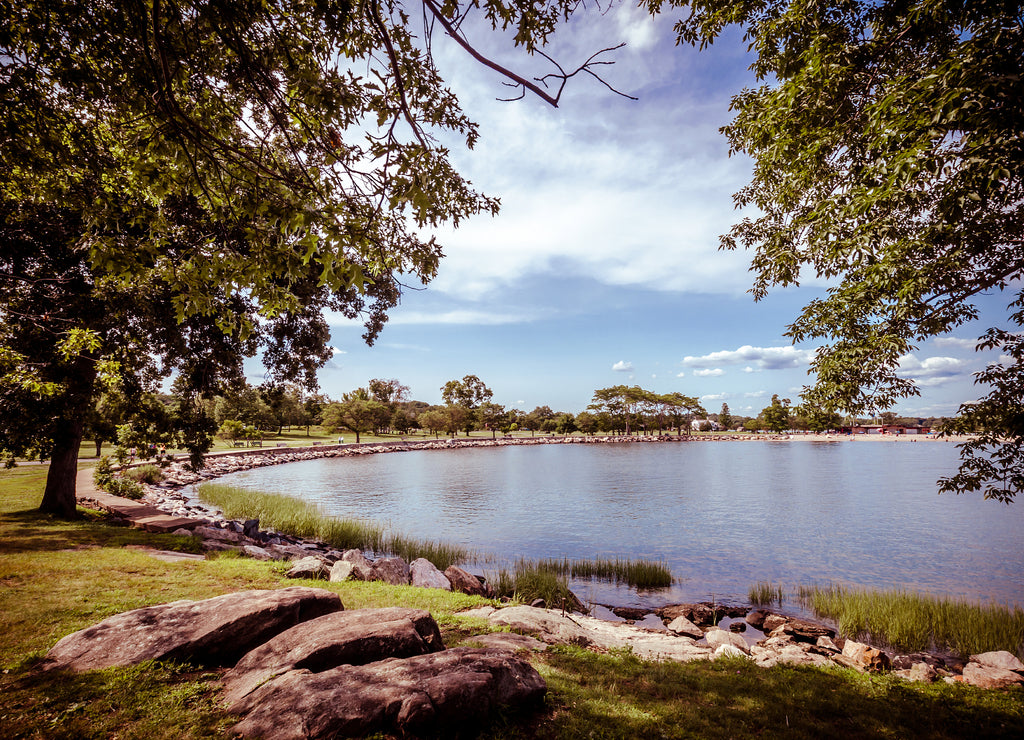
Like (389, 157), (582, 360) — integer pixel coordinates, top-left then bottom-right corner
(212, 440), (1024, 609)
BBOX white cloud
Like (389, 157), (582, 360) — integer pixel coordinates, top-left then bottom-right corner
(701, 393), (728, 401)
(681, 345), (817, 371)
(933, 337), (978, 350)
(329, 346), (346, 355)
(897, 355), (966, 378)
(693, 368), (725, 377)
(612, 360), (634, 372)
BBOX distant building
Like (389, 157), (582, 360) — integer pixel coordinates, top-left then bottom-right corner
(841, 424), (932, 435)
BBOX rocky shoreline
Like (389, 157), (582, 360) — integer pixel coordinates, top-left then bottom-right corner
(82, 436), (1024, 693)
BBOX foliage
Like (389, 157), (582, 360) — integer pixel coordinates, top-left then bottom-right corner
(589, 386), (705, 435)
(649, 0), (1024, 499)
(441, 374), (494, 435)
(322, 390), (390, 443)
(798, 584), (1024, 659)
(124, 464), (165, 485)
(102, 476), (145, 500)
(718, 403), (732, 431)
(760, 394), (791, 433)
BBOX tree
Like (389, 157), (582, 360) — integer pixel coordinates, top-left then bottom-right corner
(417, 407), (449, 439)
(794, 404), (843, 434)
(653, 1), (1023, 499)
(1, 0), (627, 516)
(441, 375), (493, 436)
(322, 390), (388, 443)
(478, 402), (507, 439)
(761, 395), (792, 434)
(719, 403), (732, 432)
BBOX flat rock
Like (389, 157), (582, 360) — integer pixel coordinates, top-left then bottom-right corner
(468, 633), (548, 653)
(42, 587), (342, 672)
(223, 608), (444, 706)
(230, 647), (546, 739)
(667, 615), (704, 639)
(410, 558), (452, 590)
(970, 651), (1024, 673)
(962, 662), (1024, 689)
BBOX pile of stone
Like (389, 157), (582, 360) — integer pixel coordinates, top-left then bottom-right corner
(40, 587), (546, 739)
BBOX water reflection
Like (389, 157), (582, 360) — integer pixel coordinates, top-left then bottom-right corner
(214, 441), (1024, 609)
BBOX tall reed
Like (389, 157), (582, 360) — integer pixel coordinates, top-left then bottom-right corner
(198, 483), (468, 569)
(797, 584), (1024, 659)
(748, 580), (785, 606)
(532, 556), (673, 589)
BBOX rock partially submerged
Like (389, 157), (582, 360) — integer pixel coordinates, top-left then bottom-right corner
(42, 587), (341, 672)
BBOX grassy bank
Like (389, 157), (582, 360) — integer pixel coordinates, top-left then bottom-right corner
(798, 584), (1024, 659)
(2, 465), (1022, 738)
(198, 482), (469, 570)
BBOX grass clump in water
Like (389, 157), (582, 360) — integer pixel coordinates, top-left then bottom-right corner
(197, 483), (467, 569)
(798, 584), (1024, 659)
(491, 559), (584, 610)
(748, 580), (785, 606)
(534, 556), (673, 589)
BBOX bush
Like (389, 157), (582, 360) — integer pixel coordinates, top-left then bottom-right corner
(104, 477), (145, 500)
(125, 464), (164, 485)
(93, 456), (116, 488)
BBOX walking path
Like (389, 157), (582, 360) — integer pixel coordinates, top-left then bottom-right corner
(75, 466), (201, 534)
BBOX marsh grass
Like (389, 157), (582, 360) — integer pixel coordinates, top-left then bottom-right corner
(533, 556), (673, 589)
(491, 559), (581, 609)
(197, 483), (468, 569)
(798, 584), (1024, 658)
(748, 580), (785, 606)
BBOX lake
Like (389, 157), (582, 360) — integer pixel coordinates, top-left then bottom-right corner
(210, 439), (1024, 611)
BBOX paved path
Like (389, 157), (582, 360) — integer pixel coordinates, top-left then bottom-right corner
(76, 466), (201, 534)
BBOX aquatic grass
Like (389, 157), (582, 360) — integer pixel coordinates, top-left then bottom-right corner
(748, 580), (785, 606)
(533, 556), (673, 589)
(798, 584), (1024, 659)
(197, 483), (467, 569)
(491, 559), (582, 609)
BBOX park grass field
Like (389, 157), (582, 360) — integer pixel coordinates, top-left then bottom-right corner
(2, 464), (1022, 739)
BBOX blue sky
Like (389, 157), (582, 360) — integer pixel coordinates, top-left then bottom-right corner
(288, 7), (1012, 418)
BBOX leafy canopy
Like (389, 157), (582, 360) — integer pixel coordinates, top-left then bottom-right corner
(649, 0), (1024, 501)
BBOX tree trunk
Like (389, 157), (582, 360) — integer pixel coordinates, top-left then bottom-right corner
(39, 417), (84, 519)
(95, 439), (103, 456)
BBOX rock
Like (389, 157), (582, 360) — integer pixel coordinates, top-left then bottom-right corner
(894, 662), (938, 683)
(42, 587), (342, 672)
(230, 647), (546, 740)
(666, 615), (704, 639)
(329, 560), (357, 582)
(704, 627), (750, 655)
(841, 639), (891, 672)
(830, 653), (866, 672)
(713, 644), (747, 660)
(892, 652), (945, 671)
(286, 556), (331, 580)
(444, 565), (492, 597)
(775, 644), (831, 667)
(774, 618), (835, 643)
(745, 609), (769, 630)
(242, 544), (276, 561)
(469, 633), (548, 653)
(489, 606), (592, 646)
(193, 525), (247, 543)
(762, 614), (787, 633)
(371, 556), (410, 586)
(222, 608), (445, 706)
(729, 622), (747, 633)
(610, 607), (649, 621)
(816, 635), (839, 653)
(341, 549), (376, 581)
(656, 603), (744, 628)
(530, 598), (547, 609)
(962, 662), (1024, 689)
(409, 558), (452, 590)
(243, 518), (260, 538)
(969, 651), (1024, 674)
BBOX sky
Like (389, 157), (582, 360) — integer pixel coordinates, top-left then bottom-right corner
(277, 5), (1013, 419)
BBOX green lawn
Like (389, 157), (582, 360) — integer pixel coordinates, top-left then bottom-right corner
(2, 464), (1022, 739)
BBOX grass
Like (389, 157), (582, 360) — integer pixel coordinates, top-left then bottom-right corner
(198, 482), (469, 570)
(749, 580), (785, 606)
(532, 556), (673, 590)
(3, 464), (1023, 739)
(798, 584), (1024, 659)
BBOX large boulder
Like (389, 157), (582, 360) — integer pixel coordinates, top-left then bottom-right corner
(704, 627), (750, 655)
(841, 639), (891, 673)
(489, 606), (593, 646)
(371, 556), (411, 586)
(410, 558), (452, 590)
(444, 565), (492, 597)
(770, 618), (836, 643)
(667, 615), (704, 639)
(230, 647), (546, 739)
(341, 549), (376, 581)
(962, 661), (1024, 689)
(42, 587), (342, 672)
(222, 608), (444, 706)
(969, 651), (1024, 674)
(285, 556), (331, 580)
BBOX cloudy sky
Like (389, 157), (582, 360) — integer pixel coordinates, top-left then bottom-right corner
(306, 5), (1011, 418)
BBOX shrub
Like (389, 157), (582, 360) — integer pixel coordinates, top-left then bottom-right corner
(104, 477), (145, 500)
(125, 464), (164, 485)
(93, 456), (116, 488)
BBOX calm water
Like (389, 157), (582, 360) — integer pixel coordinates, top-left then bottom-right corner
(212, 440), (1024, 610)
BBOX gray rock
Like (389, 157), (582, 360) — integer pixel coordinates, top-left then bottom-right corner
(489, 606), (593, 646)
(230, 647), (546, 739)
(371, 556), (410, 586)
(469, 633), (548, 653)
(42, 587), (342, 672)
(713, 643), (747, 660)
(761, 614), (787, 633)
(242, 545), (276, 561)
(222, 607), (445, 706)
(704, 627), (750, 655)
(666, 615), (704, 639)
(341, 549), (376, 581)
(329, 560), (357, 582)
(409, 558), (452, 590)
(894, 662), (938, 683)
(286, 556), (331, 580)
(745, 609), (769, 630)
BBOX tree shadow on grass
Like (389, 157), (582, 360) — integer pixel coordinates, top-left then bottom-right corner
(529, 647), (1024, 740)
(0, 508), (200, 556)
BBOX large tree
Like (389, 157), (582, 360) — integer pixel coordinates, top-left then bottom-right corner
(652, 0), (1024, 501)
(1, 0), (620, 516)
